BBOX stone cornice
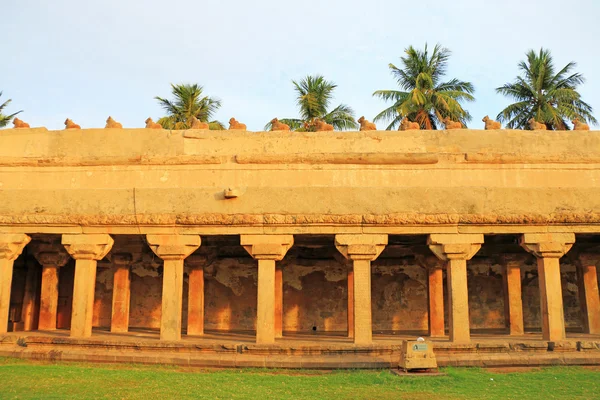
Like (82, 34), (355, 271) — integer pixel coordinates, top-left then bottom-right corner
(3, 212), (600, 226)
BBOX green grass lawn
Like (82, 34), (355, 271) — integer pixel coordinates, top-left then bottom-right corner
(0, 357), (598, 400)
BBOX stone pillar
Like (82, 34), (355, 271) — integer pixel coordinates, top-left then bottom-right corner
(32, 248), (70, 331)
(428, 234), (483, 343)
(347, 266), (354, 339)
(241, 235), (293, 344)
(274, 264), (283, 338)
(110, 253), (133, 333)
(520, 233), (575, 341)
(147, 235), (200, 341)
(20, 260), (41, 331)
(0, 234), (31, 334)
(576, 253), (600, 335)
(416, 255), (446, 337)
(186, 255), (208, 336)
(62, 234), (114, 338)
(501, 255), (525, 336)
(335, 234), (388, 345)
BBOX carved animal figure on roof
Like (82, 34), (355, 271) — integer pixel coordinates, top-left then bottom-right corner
(442, 117), (463, 130)
(64, 118), (81, 129)
(145, 117), (162, 129)
(572, 118), (590, 131)
(482, 116), (501, 130)
(190, 116), (209, 129)
(229, 118), (247, 130)
(105, 116), (123, 129)
(313, 118), (334, 131)
(357, 116), (376, 131)
(12, 118), (30, 128)
(399, 117), (420, 131)
(528, 118), (547, 131)
(270, 118), (290, 131)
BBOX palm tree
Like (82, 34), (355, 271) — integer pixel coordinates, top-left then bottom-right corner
(0, 92), (22, 128)
(496, 48), (596, 130)
(264, 75), (358, 131)
(155, 84), (224, 130)
(373, 44), (475, 130)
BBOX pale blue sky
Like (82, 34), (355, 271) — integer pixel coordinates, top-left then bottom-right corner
(3, 0), (599, 131)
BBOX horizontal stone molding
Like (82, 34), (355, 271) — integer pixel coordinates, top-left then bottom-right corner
(465, 153), (600, 164)
(235, 153), (439, 165)
(3, 152), (600, 166)
(2, 212), (600, 226)
(0, 155), (224, 167)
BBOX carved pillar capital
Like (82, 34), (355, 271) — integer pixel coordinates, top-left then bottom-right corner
(146, 235), (201, 260)
(62, 234), (114, 260)
(576, 253), (600, 268)
(112, 253), (133, 266)
(415, 254), (445, 270)
(427, 234), (484, 261)
(0, 234), (31, 261)
(500, 253), (529, 269)
(185, 254), (210, 268)
(241, 235), (294, 260)
(520, 233), (575, 259)
(31, 242), (70, 268)
(334, 234), (387, 261)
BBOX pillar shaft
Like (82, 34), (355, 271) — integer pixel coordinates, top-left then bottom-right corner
(274, 264), (283, 338)
(520, 232), (574, 341)
(111, 265), (131, 333)
(241, 234), (293, 345)
(335, 234), (387, 345)
(0, 259), (14, 334)
(428, 267), (445, 337)
(20, 262), (40, 331)
(62, 234), (114, 338)
(147, 235), (201, 341)
(0, 234), (31, 334)
(428, 233), (483, 344)
(353, 259), (372, 344)
(70, 259), (97, 337)
(503, 260), (524, 335)
(161, 259), (184, 340)
(446, 259), (469, 342)
(257, 259), (276, 343)
(187, 264), (205, 336)
(577, 255), (600, 335)
(538, 257), (565, 340)
(39, 265), (60, 330)
(347, 268), (354, 338)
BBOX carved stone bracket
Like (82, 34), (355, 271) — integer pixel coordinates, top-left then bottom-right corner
(62, 234), (114, 260)
(520, 233), (575, 258)
(415, 254), (445, 270)
(146, 235), (201, 260)
(427, 234), (484, 261)
(112, 253), (133, 266)
(0, 234), (31, 261)
(334, 234), (388, 261)
(32, 242), (70, 268)
(241, 235), (294, 260)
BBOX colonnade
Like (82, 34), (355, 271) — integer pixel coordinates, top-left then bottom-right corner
(1, 231), (599, 344)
